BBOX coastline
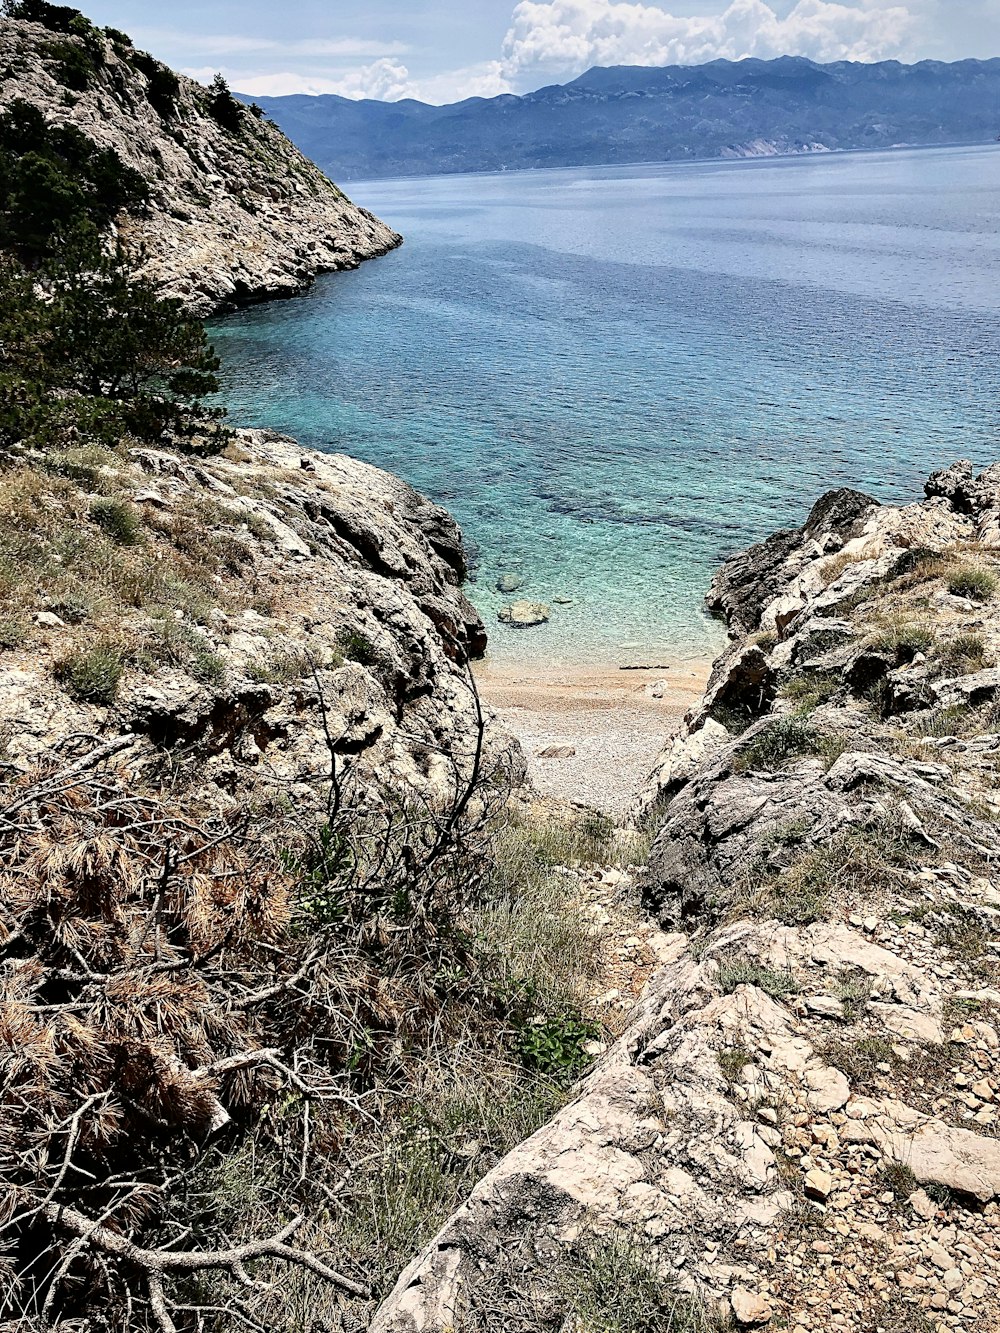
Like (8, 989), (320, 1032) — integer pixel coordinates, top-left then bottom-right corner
(474, 655), (713, 815)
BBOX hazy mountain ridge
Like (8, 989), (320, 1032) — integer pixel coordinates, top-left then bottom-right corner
(246, 56), (1000, 179)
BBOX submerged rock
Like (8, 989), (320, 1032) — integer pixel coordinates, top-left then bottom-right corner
(495, 572), (524, 593)
(498, 600), (550, 628)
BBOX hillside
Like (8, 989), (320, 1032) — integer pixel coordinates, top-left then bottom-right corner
(250, 56), (1000, 180)
(0, 8), (400, 311)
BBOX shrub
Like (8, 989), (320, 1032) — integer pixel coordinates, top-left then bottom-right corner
(54, 637), (124, 703)
(780, 671), (841, 710)
(131, 50), (180, 120)
(948, 566), (997, 603)
(515, 1012), (599, 1079)
(0, 616), (28, 650)
(42, 35), (98, 90)
(716, 959), (798, 999)
(89, 497), (141, 545)
(732, 716), (822, 773)
(207, 72), (245, 133)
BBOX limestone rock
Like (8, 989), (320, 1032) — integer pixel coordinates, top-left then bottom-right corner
(498, 600), (550, 628)
(731, 1287), (773, 1326)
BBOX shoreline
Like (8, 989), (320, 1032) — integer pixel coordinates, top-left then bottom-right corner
(474, 655), (714, 815)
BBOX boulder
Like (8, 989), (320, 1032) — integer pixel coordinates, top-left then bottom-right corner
(495, 572), (524, 593)
(498, 600), (550, 628)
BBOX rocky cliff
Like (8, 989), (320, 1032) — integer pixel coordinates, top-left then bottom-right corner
(0, 13), (400, 313)
(372, 462), (1000, 1333)
(0, 428), (502, 814)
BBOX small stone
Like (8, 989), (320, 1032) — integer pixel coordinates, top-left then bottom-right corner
(804, 1168), (834, 1201)
(730, 1286), (773, 1326)
(910, 1189), (937, 1221)
(536, 745), (576, 759)
(35, 611), (65, 628)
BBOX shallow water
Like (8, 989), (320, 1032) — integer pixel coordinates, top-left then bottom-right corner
(211, 144), (1000, 666)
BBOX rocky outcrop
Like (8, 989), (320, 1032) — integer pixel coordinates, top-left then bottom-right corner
(372, 462), (1000, 1333)
(0, 17), (400, 313)
(0, 429), (510, 810)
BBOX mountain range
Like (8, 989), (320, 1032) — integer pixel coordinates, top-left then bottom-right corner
(245, 56), (1000, 180)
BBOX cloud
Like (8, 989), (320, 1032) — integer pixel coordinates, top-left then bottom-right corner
(500, 0), (917, 87)
(192, 59), (417, 100)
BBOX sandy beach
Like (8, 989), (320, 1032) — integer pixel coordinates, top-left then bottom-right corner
(475, 656), (714, 816)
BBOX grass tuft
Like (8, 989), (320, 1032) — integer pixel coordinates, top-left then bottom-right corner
(948, 567), (997, 603)
(54, 638), (125, 705)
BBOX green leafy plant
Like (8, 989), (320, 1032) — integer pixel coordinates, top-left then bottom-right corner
(515, 1012), (599, 1078)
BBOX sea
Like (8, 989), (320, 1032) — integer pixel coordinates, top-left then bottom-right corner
(210, 143), (1000, 667)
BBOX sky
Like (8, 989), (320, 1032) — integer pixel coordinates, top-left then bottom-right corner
(78, 1), (1000, 104)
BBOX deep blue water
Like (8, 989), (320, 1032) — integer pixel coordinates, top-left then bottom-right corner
(210, 144), (1000, 665)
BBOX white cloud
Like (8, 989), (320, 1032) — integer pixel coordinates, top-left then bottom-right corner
(191, 59), (417, 100)
(413, 62), (514, 103)
(500, 0), (917, 87)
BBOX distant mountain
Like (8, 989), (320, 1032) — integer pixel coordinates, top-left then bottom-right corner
(244, 57), (1000, 180)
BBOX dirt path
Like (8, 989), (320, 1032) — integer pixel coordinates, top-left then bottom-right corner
(475, 658), (713, 815)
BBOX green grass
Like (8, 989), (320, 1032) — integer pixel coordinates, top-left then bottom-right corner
(0, 616), (28, 651)
(564, 1232), (723, 1333)
(758, 818), (919, 925)
(780, 671), (842, 710)
(717, 1044), (755, 1085)
(54, 638), (125, 705)
(89, 498), (142, 546)
(948, 567), (998, 603)
(869, 618), (936, 663)
(933, 634), (990, 676)
(833, 969), (874, 1020)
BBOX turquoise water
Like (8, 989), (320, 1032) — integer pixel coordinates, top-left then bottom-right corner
(210, 144), (1000, 666)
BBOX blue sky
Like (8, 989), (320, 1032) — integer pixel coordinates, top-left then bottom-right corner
(79, 1), (1000, 103)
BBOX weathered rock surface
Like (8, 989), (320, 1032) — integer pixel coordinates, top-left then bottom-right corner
(0, 18), (401, 313)
(0, 429), (512, 809)
(372, 462), (1000, 1333)
(498, 599), (551, 628)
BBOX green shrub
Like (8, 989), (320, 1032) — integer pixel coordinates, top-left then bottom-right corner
(733, 716), (823, 773)
(131, 50), (180, 120)
(0, 616), (28, 650)
(206, 73), (245, 133)
(515, 1012), (599, 1079)
(42, 36), (98, 90)
(54, 638), (124, 704)
(715, 959), (798, 999)
(948, 566), (997, 603)
(89, 497), (141, 546)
